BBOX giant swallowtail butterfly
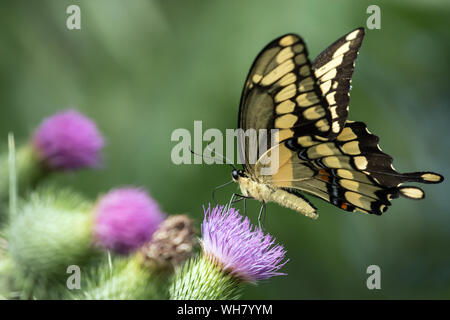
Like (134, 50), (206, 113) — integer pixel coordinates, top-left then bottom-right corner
(231, 27), (444, 219)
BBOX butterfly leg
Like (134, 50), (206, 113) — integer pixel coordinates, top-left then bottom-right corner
(257, 202), (267, 231)
(227, 193), (252, 214)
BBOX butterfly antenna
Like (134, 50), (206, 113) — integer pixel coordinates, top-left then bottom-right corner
(203, 144), (237, 168)
(188, 145), (237, 171)
(212, 180), (234, 204)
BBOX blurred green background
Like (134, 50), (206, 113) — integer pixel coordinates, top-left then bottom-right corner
(0, 0), (449, 299)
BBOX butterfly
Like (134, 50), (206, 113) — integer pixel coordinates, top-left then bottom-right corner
(229, 27), (444, 220)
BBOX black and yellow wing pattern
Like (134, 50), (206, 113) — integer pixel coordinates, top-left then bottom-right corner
(255, 121), (443, 215)
(238, 28), (444, 216)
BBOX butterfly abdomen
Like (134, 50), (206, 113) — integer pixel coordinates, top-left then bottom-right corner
(237, 177), (318, 219)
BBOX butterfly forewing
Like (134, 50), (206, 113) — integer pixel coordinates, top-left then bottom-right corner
(238, 34), (334, 173)
(312, 28), (365, 136)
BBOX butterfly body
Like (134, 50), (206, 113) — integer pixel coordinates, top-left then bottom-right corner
(231, 28), (443, 219)
(232, 170), (318, 219)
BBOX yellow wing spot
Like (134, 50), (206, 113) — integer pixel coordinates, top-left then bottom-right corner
(326, 91), (336, 105)
(315, 119), (330, 131)
(332, 81), (338, 89)
(315, 55), (344, 78)
(275, 83), (297, 102)
(279, 35), (299, 47)
(278, 72), (297, 86)
(318, 124), (331, 132)
(252, 74), (262, 84)
(337, 127), (357, 141)
(303, 105), (326, 120)
(330, 106), (338, 118)
(319, 68), (337, 82)
(299, 77), (314, 91)
(275, 114), (298, 129)
(340, 179), (381, 195)
(296, 92), (319, 107)
(341, 141), (360, 155)
(400, 187), (424, 199)
(276, 100), (296, 114)
(261, 59), (295, 86)
(345, 191), (371, 210)
(297, 136), (320, 147)
(421, 173), (442, 183)
(322, 156), (352, 169)
(332, 121), (340, 133)
(293, 43), (304, 53)
(307, 143), (341, 159)
(337, 169), (354, 180)
(299, 65), (311, 76)
(294, 54), (307, 65)
(354, 156), (368, 170)
(346, 29), (360, 41)
(314, 135), (329, 141)
(276, 47), (294, 64)
(320, 80), (332, 94)
(276, 129), (294, 142)
(332, 42), (351, 58)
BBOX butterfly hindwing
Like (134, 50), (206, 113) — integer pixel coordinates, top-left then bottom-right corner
(255, 121), (443, 215)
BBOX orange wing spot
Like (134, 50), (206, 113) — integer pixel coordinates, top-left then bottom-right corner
(317, 169), (330, 182)
(341, 203), (348, 210)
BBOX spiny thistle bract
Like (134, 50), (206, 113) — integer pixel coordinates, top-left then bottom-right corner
(169, 204), (288, 300)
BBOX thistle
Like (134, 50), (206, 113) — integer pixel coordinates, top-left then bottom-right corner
(0, 110), (104, 222)
(140, 214), (197, 275)
(32, 109), (104, 171)
(170, 205), (288, 300)
(93, 188), (165, 255)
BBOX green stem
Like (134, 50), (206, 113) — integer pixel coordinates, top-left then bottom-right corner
(8, 133), (17, 218)
(0, 142), (46, 224)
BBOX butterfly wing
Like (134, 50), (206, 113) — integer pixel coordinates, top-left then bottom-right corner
(255, 121), (444, 215)
(312, 28), (365, 135)
(237, 33), (335, 174)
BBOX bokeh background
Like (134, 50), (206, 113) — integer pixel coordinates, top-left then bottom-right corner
(0, 0), (449, 299)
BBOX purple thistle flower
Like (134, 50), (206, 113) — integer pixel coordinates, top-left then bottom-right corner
(32, 109), (104, 171)
(93, 188), (165, 255)
(201, 204), (288, 282)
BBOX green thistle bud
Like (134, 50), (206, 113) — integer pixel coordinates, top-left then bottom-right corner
(72, 256), (164, 300)
(6, 188), (98, 298)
